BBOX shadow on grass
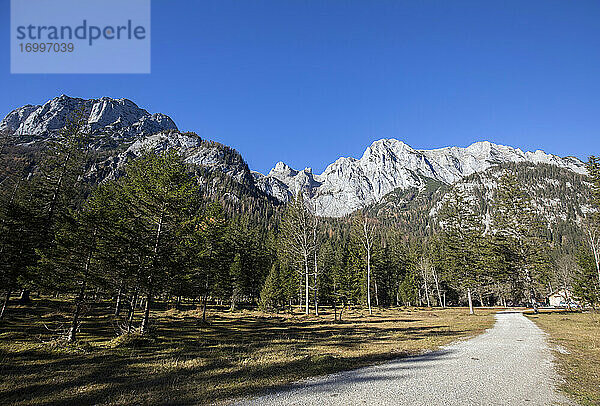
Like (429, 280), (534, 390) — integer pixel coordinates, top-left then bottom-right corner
(0, 299), (483, 405)
(1, 344), (458, 406)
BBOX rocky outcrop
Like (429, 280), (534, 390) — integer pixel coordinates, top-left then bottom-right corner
(254, 139), (586, 217)
(0, 95), (177, 142)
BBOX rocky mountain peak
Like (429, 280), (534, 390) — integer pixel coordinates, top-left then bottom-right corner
(253, 138), (587, 217)
(0, 95), (177, 141)
(270, 161), (298, 177)
(2, 96), (589, 219)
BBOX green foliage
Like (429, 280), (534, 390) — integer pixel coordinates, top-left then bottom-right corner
(491, 171), (551, 306)
(259, 262), (285, 311)
(574, 156), (600, 307)
(587, 156), (600, 213)
(573, 249), (600, 307)
(0, 189), (40, 298)
(2, 115), (597, 340)
(439, 186), (484, 295)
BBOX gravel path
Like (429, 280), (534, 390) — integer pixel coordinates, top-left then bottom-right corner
(234, 311), (572, 406)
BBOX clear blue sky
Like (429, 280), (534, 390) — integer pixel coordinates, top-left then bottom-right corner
(1, 0), (599, 174)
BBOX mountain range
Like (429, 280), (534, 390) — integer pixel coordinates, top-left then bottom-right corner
(253, 138), (586, 217)
(0, 95), (591, 221)
(0, 95), (177, 147)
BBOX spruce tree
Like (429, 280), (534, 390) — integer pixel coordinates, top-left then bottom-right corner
(584, 156), (600, 292)
(491, 172), (550, 312)
(259, 262), (284, 312)
(195, 202), (228, 322)
(0, 185), (40, 318)
(2, 111), (91, 313)
(439, 186), (484, 314)
(117, 150), (200, 334)
(37, 190), (106, 341)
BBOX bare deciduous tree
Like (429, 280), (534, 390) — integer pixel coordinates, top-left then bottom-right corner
(352, 211), (377, 315)
(585, 224), (600, 288)
(282, 192), (318, 315)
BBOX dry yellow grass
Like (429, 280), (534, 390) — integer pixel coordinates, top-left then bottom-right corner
(526, 311), (600, 405)
(0, 299), (495, 405)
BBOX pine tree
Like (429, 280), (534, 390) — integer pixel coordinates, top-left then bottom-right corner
(0, 184), (40, 318)
(196, 202), (229, 322)
(259, 262), (284, 311)
(34, 110), (91, 227)
(491, 171), (550, 312)
(573, 248), (600, 307)
(92, 180), (147, 327)
(1, 111), (92, 313)
(37, 190), (106, 341)
(228, 253), (243, 311)
(117, 150), (200, 334)
(329, 241), (357, 320)
(583, 156), (600, 292)
(439, 186), (484, 314)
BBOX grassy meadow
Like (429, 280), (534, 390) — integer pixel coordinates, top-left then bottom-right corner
(526, 311), (600, 406)
(0, 298), (495, 405)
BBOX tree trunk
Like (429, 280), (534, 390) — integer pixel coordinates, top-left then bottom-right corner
(114, 286), (123, 317)
(531, 289), (539, 314)
(304, 254), (309, 315)
(140, 291), (152, 335)
(0, 289), (11, 319)
(140, 203), (164, 334)
(68, 227), (95, 342)
(432, 268), (443, 307)
(127, 291), (137, 333)
(202, 291), (208, 322)
(421, 264), (431, 307)
(467, 287), (474, 315)
(367, 249), (372, 315)
(314, 273), (319, 316)
(374, 280), (379, 307)
(229, 291), (237, 311)
(68, 281), (86, 342)
(47, 151), (72, 224)
(333, 299), (337, 322)
(524, 267), (538, 314)
(313, 236), (319, 316)
(593, 234), (600, 288)
(423, 277), (431, 307)
(18, 289), (30, 304)
(586, 229), (600, 288)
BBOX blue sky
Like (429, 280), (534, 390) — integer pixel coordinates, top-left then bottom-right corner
(1, 0), (599, 174)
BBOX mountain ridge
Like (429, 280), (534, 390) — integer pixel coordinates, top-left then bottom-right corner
(1, 95), (589, 219)
(0, 94), (177, 143)
(253, 138), (586, 217)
